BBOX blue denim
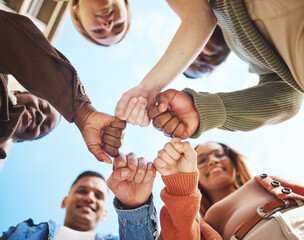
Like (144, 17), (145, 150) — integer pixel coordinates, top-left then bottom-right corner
(1, 195), (158, 240)
(114, 195), (158, 240)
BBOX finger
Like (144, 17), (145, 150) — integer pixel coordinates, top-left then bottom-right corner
(173, 140), (197, 161)
(88, 144), (112, 164)
(102, 134), (122, 148)
(143, 162), (156, 184)
(157, 149), (176, 166)
(107, 168), (131, 191)
(113, 153), (127, 169)
(155, 90), (174, 112)
(127, 97), (146, 125)
(104, 126), (124, 138)
(148, 105), (164, 119)
(110, 120), (127, 130)
(126, 152), (138, 181)
(115, 92), (132, 118)
(134, 97), (147, 126)
(162, 115), (182, 137)
(152, 112), (173, 131)
(153, 157), (168, 171)
(172, 122), (187, 139)
(134, 157), (148, 184)
(141, 111), (150, 126)
(103, 144), (119, 158)
(163, 141), (181, 161)
(122, 97), (139, 121)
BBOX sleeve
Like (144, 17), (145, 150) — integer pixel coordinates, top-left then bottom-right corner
(114, 194), (158, 240)
(0, 10), (91, 122)
(183, 73), (303, 138)
(158, 171), (201, 240)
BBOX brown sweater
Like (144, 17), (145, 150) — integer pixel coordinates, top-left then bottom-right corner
(0, 10), (91, 158)
(159, 172), (304, 240)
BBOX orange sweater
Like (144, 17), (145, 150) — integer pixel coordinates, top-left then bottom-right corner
(158, 171), (222, 240)
(159, 173), (304, 240)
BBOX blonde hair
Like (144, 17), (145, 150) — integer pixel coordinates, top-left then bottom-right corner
(196, 143), (252, 216)
(68, 0), (131, 46)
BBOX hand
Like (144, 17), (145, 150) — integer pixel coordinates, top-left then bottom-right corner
(115, 84), (159, 126)
(154, 137), (197, 176)
(107, 153), (156, 208)
(74, 103), (122, 163)
(102, 120), (126, 158)
(148, 89), (200, 139)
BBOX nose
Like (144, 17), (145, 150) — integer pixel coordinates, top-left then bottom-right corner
(207, 154), (219, 166)
(83, 191), (95, 203)
(101, 20), (113, 31)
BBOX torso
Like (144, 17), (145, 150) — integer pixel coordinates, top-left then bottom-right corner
(204, 178), (276, 240)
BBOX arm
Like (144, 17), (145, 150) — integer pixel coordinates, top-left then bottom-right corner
(184, 74), (303, 138)
(0, 10), (122, 162)
(154, 138), (201, 239)
(115, 0), (217, 124)
(148, 74), (303, 139)
(107, 153), (158, 240)
(0, 10), (88, 122)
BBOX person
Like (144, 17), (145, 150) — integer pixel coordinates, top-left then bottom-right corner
(117, 0), (304, 138)
(114, 0), (217, 126)
(0, 86), (60, 158)
(64, 0), (131, 46)
(183, 25), (231, 79)
(0, 9), (124, 163)
(154, 139), (304, 239)
(1, 166), (158, 240)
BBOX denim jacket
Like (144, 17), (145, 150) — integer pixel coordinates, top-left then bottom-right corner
(1, 195), (158, 240)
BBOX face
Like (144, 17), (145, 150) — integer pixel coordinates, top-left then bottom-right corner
(184, 26), (230, 79)
(196, 142), (236, 192)
(76, 0), (129, 46)
(13, 93), (60, 141)
(62, 176), (108, 232)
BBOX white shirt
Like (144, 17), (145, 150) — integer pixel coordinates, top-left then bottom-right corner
(54, 226), (96, 240)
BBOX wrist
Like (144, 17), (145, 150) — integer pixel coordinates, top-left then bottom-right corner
(116, 196), (151, 210)
(73, 103), (96, 130)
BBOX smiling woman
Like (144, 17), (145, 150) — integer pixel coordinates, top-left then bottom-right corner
(66, 0), (131, 46)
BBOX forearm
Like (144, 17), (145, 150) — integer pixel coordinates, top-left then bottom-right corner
(0, 10), (90, 122)
(159, 172), (201, 240)
(114, 195), (158, 240)
(141, 0), (217, 91)
(183, 74), (303, 138)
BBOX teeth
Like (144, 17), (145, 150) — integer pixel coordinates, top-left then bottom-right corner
(209, 167), (223, 175)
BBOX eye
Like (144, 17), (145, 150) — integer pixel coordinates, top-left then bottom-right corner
(93, 29), (104, 34)
(40, 123), (45, 134)
(198, 158), (207, 165)
(77, 189), (88, 195)
(113, 23), (123, 29)
(39, 102), (44, 111)
(215, 153), (226, 158)
(95, 192), (104, 200)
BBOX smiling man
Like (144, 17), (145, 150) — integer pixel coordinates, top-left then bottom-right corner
(1, 168), (158, 240)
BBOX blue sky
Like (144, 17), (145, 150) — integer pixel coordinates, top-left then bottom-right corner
(1, 0), (304, 236)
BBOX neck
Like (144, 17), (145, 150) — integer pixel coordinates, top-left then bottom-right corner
(63, 221), (96, 233)
(208, 185), (236, 204)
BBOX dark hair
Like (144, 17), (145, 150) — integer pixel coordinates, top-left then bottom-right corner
(195, 142), (252, 216)
(72, 171), (106, 187)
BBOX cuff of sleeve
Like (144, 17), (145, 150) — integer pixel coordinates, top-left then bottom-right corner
(114, 194), (157, 222)
(162, 171), (199, 196)
(182, 88), (226, 138)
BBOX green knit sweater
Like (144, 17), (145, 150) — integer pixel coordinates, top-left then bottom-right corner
(184, 0), (303, 138)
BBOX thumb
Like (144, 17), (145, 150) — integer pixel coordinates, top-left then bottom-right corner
(107, 168), (131, 190)
(172, 139), (196, 162)
(156, 90), (173, 113)
(115, 93), (131, 118)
